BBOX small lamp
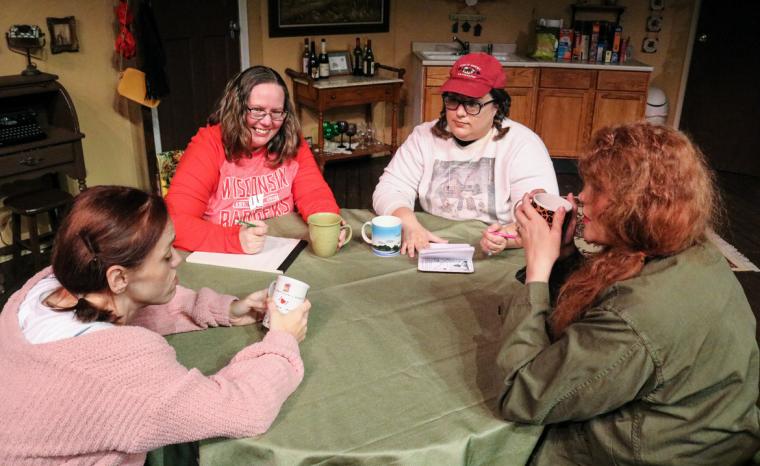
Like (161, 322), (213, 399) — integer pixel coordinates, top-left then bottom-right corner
(5, 25), (46, 76)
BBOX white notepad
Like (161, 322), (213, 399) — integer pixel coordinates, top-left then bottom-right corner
(186, 236), (306, 274)
(418, 243), (475, 273)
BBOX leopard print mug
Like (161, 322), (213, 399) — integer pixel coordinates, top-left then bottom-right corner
(512, 192), (574, 232)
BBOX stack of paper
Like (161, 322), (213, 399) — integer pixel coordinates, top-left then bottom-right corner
(418, 243), (475, 273)
(186, 236), (306, 274)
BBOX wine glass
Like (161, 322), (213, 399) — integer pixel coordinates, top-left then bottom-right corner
(346, 123), (357, 151)
(355, 122), (367, 150)
(336, 120), (348, 148)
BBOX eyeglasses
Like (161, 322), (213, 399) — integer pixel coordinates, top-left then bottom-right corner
(246, 107), (287, 121)
(442, 95), (495, 116)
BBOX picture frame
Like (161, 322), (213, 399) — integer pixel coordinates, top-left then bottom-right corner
(46, 16), (79, 54)
(268, 0), (390, 37)
(327, 51), (351, 75)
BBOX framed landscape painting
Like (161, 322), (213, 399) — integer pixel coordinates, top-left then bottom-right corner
(268, 0), (390, 37)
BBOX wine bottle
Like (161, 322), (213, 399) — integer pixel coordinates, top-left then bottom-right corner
(301, 38), (310, 74)
(309, 40), (320, 80)
(319, 38), (330, 79)
(352, 37), (363, 76)
(363, 39), (375, 77)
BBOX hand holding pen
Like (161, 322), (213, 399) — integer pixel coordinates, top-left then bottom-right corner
(237, 219), (268, 254)
(480, 222), (520, 256)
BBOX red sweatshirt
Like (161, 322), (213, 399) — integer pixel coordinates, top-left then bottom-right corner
(166, 125), (339, 253)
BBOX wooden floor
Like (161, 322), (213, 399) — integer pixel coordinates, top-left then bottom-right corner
(1, 157), (759, 328)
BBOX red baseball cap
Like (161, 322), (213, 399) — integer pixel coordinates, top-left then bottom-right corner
(440, 53), (506, 98)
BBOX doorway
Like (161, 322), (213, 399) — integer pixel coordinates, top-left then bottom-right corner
(678, 0), (760, 177)
(150, 0), (243, 153)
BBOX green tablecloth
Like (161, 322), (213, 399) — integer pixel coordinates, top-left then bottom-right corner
(155, 209), (543, 465)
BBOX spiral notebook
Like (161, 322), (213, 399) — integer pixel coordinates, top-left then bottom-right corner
(186, 236), (307, 274)
(418, 243), (475, 273)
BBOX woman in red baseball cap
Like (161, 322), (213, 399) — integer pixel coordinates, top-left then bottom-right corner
(373, 53), (558, 257)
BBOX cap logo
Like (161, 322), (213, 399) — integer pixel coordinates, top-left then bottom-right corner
(457, 64), (481, 79)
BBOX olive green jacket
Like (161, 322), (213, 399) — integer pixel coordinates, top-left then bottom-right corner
(498, 242), (760, 465)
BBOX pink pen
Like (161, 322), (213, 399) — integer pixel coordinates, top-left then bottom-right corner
(491, 230), (518, 239)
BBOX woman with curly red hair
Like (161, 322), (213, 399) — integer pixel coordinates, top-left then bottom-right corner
(498, 122), (760, 464)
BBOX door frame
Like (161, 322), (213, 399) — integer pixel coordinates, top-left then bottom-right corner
(149, 0), (250, 154)
(673, 0), (702, 129)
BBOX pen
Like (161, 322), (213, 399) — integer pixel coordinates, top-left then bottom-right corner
(491, 230), (518, 239)
(237, 220), (258, 228)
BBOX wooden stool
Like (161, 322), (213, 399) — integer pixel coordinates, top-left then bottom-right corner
(5, 189), (74, 271)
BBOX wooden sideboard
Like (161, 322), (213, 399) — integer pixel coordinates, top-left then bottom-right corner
(286, 66), (405, 171)
(0, 73), (86, 191)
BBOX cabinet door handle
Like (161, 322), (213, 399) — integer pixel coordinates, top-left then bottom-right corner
(330, 94), (337, 100)
(18, 155), (43, 166)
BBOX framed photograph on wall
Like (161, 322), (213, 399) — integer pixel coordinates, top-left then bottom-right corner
(268, 0), (390, 37)
(327, 51), (351, 75)
(47, 16), (79, 54)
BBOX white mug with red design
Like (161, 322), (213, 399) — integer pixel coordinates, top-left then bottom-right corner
(263, 275), (310, 327)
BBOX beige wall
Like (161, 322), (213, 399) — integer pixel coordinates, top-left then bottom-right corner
(1, 0), (696, 190)
(0, 1), (148, 192)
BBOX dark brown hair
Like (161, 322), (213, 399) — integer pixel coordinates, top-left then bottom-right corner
(431, 88), (512, 140)
(51, 186), (168, 323)
(551, 122), (720, 337)
(208, 66), (302, 166)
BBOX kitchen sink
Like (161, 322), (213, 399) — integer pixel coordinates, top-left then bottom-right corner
(419, 51), (510, 62)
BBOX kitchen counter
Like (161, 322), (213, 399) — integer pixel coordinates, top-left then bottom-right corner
(412, 50), (653, 72)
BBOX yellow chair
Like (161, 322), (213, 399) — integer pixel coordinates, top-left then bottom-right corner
(156, 150), (184, 196)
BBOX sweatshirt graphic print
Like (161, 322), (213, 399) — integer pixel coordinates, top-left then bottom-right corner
(427, 158), (495, 220)
(205, 156), (297, 227)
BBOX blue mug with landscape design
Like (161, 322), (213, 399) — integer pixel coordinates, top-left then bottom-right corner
(361, 215), (402, 257)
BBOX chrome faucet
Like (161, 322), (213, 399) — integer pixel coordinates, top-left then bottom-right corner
(452, 35), (470, 55)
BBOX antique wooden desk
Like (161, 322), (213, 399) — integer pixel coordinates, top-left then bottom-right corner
(286, 66), (405, 171)
(0, 72), (87, 192)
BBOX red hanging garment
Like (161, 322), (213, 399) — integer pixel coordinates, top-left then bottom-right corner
(115, 0), (136, 59)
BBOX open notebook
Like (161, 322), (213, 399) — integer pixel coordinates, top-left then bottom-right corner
(418, 243), (475, 273)
(186, 236), (307, 274)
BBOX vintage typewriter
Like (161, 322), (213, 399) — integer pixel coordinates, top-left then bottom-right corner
(0, 110), (47, 147)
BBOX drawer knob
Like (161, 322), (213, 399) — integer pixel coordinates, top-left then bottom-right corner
(18, 155), (42, 166)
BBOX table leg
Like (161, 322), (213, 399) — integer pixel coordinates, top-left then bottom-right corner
(391, 101), (399, 155)
(317, 111), (325, 172)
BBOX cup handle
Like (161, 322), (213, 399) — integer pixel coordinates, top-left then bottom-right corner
(339, 223), (353, 248)
(361, 221), (373, 244)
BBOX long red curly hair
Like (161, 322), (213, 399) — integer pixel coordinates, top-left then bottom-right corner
(551, 122), (720, 337)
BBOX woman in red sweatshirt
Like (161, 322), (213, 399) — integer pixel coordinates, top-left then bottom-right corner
(166, 66), (341, 253)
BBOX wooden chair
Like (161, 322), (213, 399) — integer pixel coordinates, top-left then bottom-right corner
(5, 189), (73, 271)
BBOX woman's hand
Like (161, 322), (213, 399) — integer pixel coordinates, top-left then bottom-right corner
(393, 208), (446, 258)
(515, 192), (566, 283)
(337, 219), (350, 248)
(229, 289), (269, 326)
(480, 223), (522, 256)
(239, 220), (268, 254)
(268, 299), (310, 342)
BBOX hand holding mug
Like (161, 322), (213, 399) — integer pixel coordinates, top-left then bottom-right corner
(229, 289), (269, 326)
(238, 220), (268, 254)
(308, 212), (353, 258)
(515, 192), (567, 283)
(268, 298), (310, 342)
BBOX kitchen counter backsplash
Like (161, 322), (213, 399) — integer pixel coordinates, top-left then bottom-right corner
(412, 42), (653, 72)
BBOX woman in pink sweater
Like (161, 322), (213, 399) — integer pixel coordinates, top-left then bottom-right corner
(0, 186), (310, 465)
(166, 66), (344, 254)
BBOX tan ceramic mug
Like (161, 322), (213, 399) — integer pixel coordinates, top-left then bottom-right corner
(307, 212), (353, 258)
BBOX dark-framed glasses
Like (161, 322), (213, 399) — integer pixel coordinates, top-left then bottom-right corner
(246, 107), (287, 121)
(442, 95), (495, 116)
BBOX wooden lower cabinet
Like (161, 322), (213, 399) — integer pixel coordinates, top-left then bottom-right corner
(535, 88), (594, 157)
(591, 91), (647, 135)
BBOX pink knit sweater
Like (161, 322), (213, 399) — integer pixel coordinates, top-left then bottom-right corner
(0, 267), (304, 465)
